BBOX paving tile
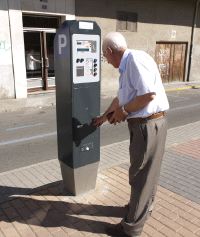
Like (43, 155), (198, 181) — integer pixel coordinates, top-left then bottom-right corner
(157, 199), (179, 212)
(1, 121), (200, 237)
(177, 227), (198, 237)
(196, 230), (200, 237)
(171, 139), (200, 159)
(0, 230), (5, 237)
(146, 217), (165, 231)
(153, 213), (182, 232)
(189, 209), (200, 219)
(143, 224), (165, 237)
(0, 217), (12, 230)
(0, 225), (21, 237)
(12, 171), (33, 188)
(156, 206), (179, 221)
(68, 230), (84, 237)
(22, 169), (43, 187)
(2, 207), (19, 220)
(159, 153), (200, 204)
(156, 191), (175, 204)
(10, 199), (25, 209)
(51, 229), (68, 237)
(159, 226), (182, 237)
(60, 225), (77, 235)
(175, 217), (200, 233)
(171, 199), (193, 212)
(140, 232), (149, 237)
(12, 221), (36, 237)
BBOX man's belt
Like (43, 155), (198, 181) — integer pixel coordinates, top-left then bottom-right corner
(128, 111), (166, 123)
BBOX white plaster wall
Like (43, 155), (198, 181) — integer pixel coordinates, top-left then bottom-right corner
(8, 0), (27, 98)
(0, 0), (15, 98)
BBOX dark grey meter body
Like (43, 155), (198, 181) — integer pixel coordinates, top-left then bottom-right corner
(54, 20), (101, 195)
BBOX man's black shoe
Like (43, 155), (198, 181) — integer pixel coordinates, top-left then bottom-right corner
(105, 223), (141, 237)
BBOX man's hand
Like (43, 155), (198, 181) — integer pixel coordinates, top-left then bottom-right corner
(92, 114), (107, 127)
(108, 107), (128, 125)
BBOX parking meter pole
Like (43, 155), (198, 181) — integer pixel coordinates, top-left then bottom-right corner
(54, 20), (101, 195)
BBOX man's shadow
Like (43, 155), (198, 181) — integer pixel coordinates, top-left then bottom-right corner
(0, 182), (127, 235)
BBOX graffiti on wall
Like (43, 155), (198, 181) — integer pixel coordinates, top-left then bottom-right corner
(0, 40), (11, 65)
(0, 41), (6, 50)
(0, 40), (11, 53)
(157, 48), (170, 79)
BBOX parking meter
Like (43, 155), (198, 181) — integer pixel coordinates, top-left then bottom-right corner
(54, 20), (101, 195)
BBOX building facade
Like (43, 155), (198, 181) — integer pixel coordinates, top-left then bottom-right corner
(0, 0), (199, 99)
(0, 0), (75, 99)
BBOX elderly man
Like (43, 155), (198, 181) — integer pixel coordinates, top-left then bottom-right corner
(93, 32), (169, 237)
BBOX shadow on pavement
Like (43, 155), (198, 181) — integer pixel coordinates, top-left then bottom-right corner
(0, 182), (126, 235)
(0, 181), (67, 203)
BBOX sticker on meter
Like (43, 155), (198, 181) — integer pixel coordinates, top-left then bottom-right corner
(79, 22), (94, 30)
(76, 66), (84, 77)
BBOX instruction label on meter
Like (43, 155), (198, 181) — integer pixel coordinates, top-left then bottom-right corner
(72, 34), (100, 84)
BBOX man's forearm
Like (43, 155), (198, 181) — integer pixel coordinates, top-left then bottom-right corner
(103, 97), (119, 116)
(124, 93), (155, 113)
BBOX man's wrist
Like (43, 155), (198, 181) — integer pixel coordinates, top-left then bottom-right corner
(121, 105), (129, 115)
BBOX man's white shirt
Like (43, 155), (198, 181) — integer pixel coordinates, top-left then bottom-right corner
(118, 49), (169, 119)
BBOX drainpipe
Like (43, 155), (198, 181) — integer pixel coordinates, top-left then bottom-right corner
(187, 0), (200, 82)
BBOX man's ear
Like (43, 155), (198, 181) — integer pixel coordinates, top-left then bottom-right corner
(107, 47), (113, 55)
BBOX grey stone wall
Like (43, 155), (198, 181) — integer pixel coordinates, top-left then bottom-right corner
(76, 0), (198, 94)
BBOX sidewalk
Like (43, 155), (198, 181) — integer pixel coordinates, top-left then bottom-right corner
(0, 121), (200, 236)
(0, 81), (200, 113)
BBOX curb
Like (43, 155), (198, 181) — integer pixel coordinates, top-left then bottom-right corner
(0, 84), (200, 113)
(165, 84), (200, 92)
(165, 86), (192, 92)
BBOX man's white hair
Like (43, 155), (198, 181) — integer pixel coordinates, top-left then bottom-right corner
(102, 32), (127, 52)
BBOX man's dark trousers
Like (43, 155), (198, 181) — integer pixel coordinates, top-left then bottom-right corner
(121, 116), (167, 236)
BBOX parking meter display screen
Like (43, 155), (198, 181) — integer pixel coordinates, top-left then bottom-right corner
(72, 34), (100, 84)
(76, 40), (97, 53)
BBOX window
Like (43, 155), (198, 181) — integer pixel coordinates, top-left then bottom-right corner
(116, 11), (138, 32)
(23, 15), (60, 29)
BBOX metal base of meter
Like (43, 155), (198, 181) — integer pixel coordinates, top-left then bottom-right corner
(59, 161), (99, 196)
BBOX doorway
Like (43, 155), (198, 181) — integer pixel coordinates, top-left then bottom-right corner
(155, 42), (188, 83)
(23, 15), (60, 92)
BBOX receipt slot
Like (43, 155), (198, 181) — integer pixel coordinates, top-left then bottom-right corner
(54, 20), (101, 195)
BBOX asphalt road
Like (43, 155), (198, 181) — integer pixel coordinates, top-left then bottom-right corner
(0, 88), (200, 172)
